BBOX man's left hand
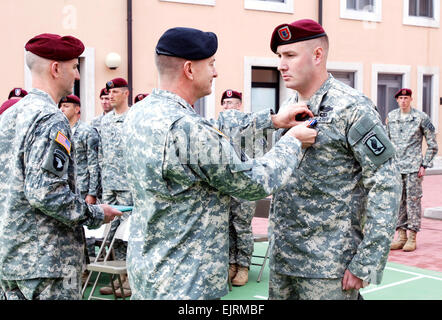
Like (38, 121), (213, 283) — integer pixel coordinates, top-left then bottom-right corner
(342, 269), (364, 291)
(418, 166), (426, 178)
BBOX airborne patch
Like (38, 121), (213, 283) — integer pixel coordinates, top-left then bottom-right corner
(363, 131), (386, 156)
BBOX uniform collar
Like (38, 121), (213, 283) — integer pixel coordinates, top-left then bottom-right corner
(297, 74), (333, 116)
(152, 88), (196, 114)
(29, 88), (58, 108)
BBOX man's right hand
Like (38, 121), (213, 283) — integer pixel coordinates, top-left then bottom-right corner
(286, 122), (318, 149)
(99, 204), (123, 223)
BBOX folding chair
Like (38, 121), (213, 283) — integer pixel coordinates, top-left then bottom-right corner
(81, 218), (129, 300)
(251, 197), (271, 283)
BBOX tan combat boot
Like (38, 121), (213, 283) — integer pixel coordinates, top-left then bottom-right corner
(99, 274), (126, 295)
(115, 276), (132, 298)
(232, 266), (249, 286)
(402, 231), (417, 252)
(228, 264), (237, 281)
(390, 229), (407, 250)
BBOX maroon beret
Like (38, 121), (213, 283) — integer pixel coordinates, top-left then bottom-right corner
(270, 19), (326, 53)
(100, 88), (109, 97)
(394, 88), (412, 99)
(0, 99), (20, 116)
(106, 77), (128, 90)
(221, 89), (242, 103)
(25, 33), (85, 61)
(8, 88), (28, 99)
(59, 94), (81, 107)
(134, 93), (149, 104)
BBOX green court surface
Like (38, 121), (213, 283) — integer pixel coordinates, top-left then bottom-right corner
(222, 242), (442, 300)
(82, 241), (442, 300)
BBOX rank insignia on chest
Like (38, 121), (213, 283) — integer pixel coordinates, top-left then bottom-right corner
(55, 131), (71, 155)
(363, 131), (385, 156)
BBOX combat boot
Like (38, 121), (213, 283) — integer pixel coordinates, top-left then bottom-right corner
(232, 266), (249, 286)
(228, 264), (237, 281)
(115, 277), (131, 298)
(402, 231), (417, 252)
(99, 274), (126, 295)
(390, 229), (407, 250)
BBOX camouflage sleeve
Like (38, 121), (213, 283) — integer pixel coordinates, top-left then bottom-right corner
(346, 107), (401, 284)
(23, 114), (104, 229)
(421, 114), (438, 168)
(210, 109), (275, 132)
(163, 118), (301, 201)
(87, 127), (100, 196)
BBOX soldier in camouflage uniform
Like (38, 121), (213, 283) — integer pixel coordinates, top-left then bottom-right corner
(387, 88), (438, 252)
(59, 95), (100, 203)
(268, 19), (401, 300)
(90, 87), (113, 137)
(98, 78), (133, 297)
(0, 33), (121, 300)
(218, 89), (269, 286)
(124, 27), (318, 300)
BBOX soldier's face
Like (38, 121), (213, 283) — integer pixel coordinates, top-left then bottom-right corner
(59, 102), (79, 121)
(396, 96), (412, 111)
(192, 56), (218, 99)
(59, 59), (80, 96)
(109, 88), (128, 108)
(100, 95), (113, 113)
(277, 41), (315, 92)
(222, 98), (242, 111)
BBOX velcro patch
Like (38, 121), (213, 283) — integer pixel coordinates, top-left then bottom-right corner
(55, 131), (71, 155)
(362, 131), (386, 156)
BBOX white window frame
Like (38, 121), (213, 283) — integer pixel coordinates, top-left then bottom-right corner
(371, 63), (411, 106)
(327, 61), (364, 92)
(244, 56), (291, 113)
(403, 0), (440, 28)
(417, 66), (439, 131)
(159, 0), (215, 5)
(340, 0), (383, 22)
(24, 47), (96, 122)
(244, 0), (294, 14)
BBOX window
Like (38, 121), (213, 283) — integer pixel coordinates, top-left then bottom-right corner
(340, 0), (382, 22)
(251, 67), (280, 113)
(244, 0), (293, 13)
(409, 0), (434, 17)
(159, 0), (215, 6)
(417, 67), (439, 130)
(377, 74), (403, 123)
(194, 98), (206, 117)
(403, 0), (440, 27)
(327, 62), (364, 91)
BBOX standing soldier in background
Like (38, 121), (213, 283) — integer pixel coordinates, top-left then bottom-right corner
(90, 87), (113, 136)
(0, 33), (121, 300)
(124, 26), (317, 300)
(59, 94), (100, 204)
(387, 88), (438, 252)
(219, 89), (267, 286)
(268, 19), (401, 300)
(133, 93), (149, 104)
(98, 77), (133, 297)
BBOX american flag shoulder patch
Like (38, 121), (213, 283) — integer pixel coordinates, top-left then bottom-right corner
(55, 131), (71, 155)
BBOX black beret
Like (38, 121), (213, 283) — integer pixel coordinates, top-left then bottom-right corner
(156, 27), (218, 60)
(8, 88), (28, 99)
(270, 19), (326, 53)
(25, 33), (85, 61)
(394, 88), (412, 99)
(106, 77), (128, 90)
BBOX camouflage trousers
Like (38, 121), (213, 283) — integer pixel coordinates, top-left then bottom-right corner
(396, 173), (423, 232)
(268, 270), (359, 300)
(103, 190), (133, 260)
(229, 198), (256, 267)
(0, 277), (81, 300)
